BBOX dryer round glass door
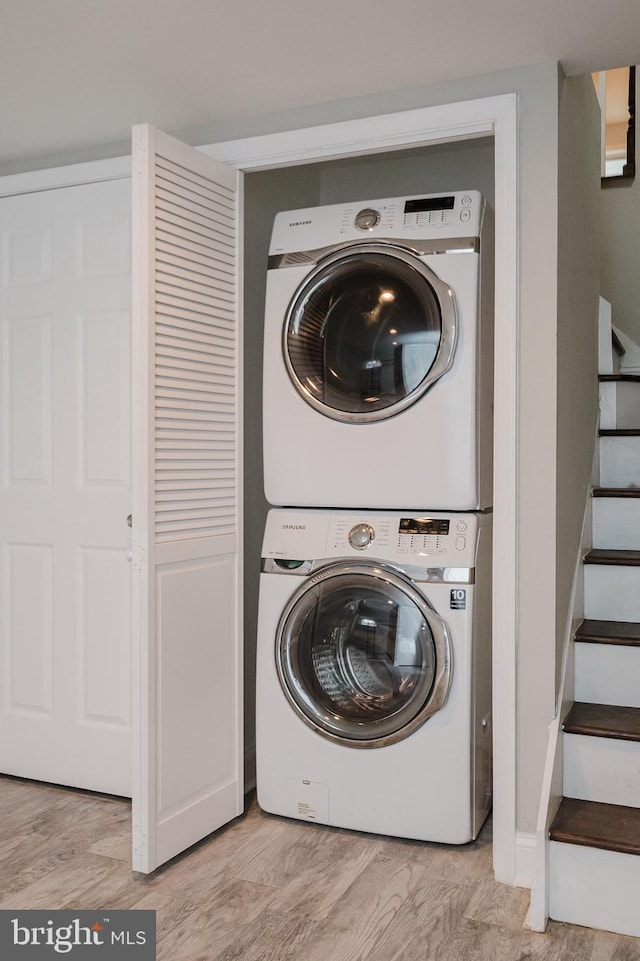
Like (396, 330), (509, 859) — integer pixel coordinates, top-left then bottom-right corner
(276, 561), (452, 748)
(283, 244), (457, 423)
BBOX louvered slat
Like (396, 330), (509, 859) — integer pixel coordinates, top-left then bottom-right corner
(152, 152), (237, 542)
(156, 238), (235, 276)
(156, 224), (236, 269)
(155, 198), (234, 245)
(156, 295), (235, 328)
(155, 156), (235, 210)
(155, 257), (236, 298)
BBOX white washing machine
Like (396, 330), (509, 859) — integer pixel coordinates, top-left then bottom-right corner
(256, 507), (492, 843)
(262, 191), (494, 511)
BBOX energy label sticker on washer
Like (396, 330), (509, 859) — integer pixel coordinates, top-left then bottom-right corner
(450, 588), (467, 610)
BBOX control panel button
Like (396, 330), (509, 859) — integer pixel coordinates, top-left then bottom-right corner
(354, 208), (380, 230)
(349, 523), (375, 550)
(461, 195), (472, 206)
(455, 536), (466, 551)
(456, 521), (468, 532)
(460, 209), (471, 222)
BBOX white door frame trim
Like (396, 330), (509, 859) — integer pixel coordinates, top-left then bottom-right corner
(0, 92), (520, 883)
(205, 93), (520, 886)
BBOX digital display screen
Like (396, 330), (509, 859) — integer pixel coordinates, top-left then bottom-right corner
(404, 197), (455, 213)
(399, 518), (450, 535)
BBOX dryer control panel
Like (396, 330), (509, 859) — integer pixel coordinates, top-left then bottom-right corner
(269, 191), (485, 255)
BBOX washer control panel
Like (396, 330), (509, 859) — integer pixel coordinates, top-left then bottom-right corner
(327, 512), (478, 566)
(262, 509), (484, 569)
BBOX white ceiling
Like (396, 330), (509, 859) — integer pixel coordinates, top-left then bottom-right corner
(2, 0), (639, 173)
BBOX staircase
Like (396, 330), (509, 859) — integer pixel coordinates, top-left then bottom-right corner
(548, 354), (640, 937)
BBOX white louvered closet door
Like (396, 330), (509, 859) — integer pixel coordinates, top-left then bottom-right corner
(131, 125), (243, 873)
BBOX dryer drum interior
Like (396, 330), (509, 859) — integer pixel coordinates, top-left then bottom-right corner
(284, 245), (457, 423)
(276, 562), (452, 748)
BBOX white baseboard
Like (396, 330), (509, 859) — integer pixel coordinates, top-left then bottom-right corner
(514, 831), (537, 888)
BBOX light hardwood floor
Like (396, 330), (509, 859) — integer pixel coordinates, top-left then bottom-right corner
(1, 775), (639, 960)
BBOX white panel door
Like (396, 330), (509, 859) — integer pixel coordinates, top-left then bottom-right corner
(131, 125), (243, 873)
(0, 179), (132, 795)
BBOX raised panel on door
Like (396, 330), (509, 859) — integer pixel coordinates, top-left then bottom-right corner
(0, 180), (132, 795)
(131, 124), (243, 873)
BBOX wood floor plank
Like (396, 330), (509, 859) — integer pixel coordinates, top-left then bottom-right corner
(132, 888), (201, 946)
(265, 828), (381, 920)
(232, 816), (344, 887)
(420, 830), (494, 887)
(87, 831), (130, 862)
(155, 877), (279, 960)
(59, 859), (150, 911)
(145, 804), (284, 903)
(206, 910), (318, 961)
(435, 918), (525, 961)
(463, 875), (531, 929)
(291, 856), (432, 961)
(0, 853), (119, 909)
(364, 876), (474, 961)
(519, 919), (596, 960)
(1, 778), (639, 956)
(591, 927), (640, 960)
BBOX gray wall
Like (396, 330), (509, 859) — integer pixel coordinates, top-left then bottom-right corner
(555, 74), (601, 690)
(600, 70), (640, 345)
(242, 164), (322, 785)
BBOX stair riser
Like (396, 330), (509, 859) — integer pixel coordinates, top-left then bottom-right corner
(615, 382), (640, 429)
(563, 733), (640, 807)
(599, 436), (640, 487)
(584, 566), (640, 622)
(575, 642), (640, 708)
(592, 497), (640, 549)
(549, 841), (640, 937)
(599, 383), (616, 430)
(600, 382), (640, 430)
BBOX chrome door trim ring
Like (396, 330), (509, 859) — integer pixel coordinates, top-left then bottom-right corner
(282, 243), (458, 424)
(275, 559), (453, 749)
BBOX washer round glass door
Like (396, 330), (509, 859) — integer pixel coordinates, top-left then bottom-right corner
(276, 561), (452, 748)
(284, 244), (457, 423)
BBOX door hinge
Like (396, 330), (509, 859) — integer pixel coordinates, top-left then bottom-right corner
(131, 539), (148, 572)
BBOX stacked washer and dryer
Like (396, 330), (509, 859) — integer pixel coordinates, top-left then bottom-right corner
(256, 191), (494, 844)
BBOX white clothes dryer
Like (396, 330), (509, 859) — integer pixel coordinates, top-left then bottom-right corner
(262, 191), (494, 511)
(256, 507), (492, 844)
